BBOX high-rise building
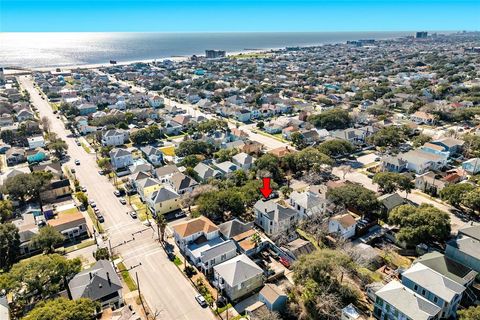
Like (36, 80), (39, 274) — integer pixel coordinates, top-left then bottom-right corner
(416, 31), (428, 39)
(205, 50), (226, 59)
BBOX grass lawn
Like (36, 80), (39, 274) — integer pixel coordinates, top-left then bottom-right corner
(80, 142), (91, 153)
(63, 239), (96, 254)
(117, 262), (138, 292)
(129, 196), (150, 221)
(254, 129), (289, 143)
(173, 256), (182, 266)
(216, 303), (232, 314)
(381, 250), (412, 269)
(87, 206), (104, 233)
(59, 207), (80, 215)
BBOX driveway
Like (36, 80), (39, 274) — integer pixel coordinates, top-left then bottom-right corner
(19, 75), (215, 320)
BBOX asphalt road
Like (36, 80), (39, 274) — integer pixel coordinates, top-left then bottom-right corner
(19, 75), (215, 320)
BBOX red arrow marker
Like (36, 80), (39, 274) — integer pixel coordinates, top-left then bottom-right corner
(260, 177), (272, 199)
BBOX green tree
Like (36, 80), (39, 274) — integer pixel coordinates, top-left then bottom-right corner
(388, 204), (451, 247)
(176, 141), (215, 157)
(0, 199), (14, 223)
(154, 213), (168, 243)
(196, 189), (245, 221)
(254, 153), (284, 182)
(458, 306), (480, 320)
(214, 148), (237, 162)
(180, 154), (201, 168)
(284, 147), (333, 173)
(308, 109), (351, 130)
(256, 121), (265, 129)
(75, 191), (88, 207)
(48, 138), (68, 158)
(373, 172), (413, 195)
(367, 125), (411, 148)
(0, 254), (81, 302)
(290, 132), (307, 150)
(463, 134), (480, 158)
(412, 134), (432, 148)
(440, 183), (474, 207)
(327, 184), (381, 218)
(31, 225), (65, 253)
(3, 172), (53, 205)
(93, 247), (110, 261)
(463, 187), (480, 214)
(22, 297), (99, 320)
(289, 249), (359, 320)
(317, 139), (354, 157)
(0, 223), (20, 270)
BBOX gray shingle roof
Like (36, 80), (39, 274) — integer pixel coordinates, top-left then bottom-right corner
(68, 260), (122, 301)
(213, 254), (263, 287)
(218, 219), (253, 239)
(151, 187), (179, 204)
(376, 280), (441, 320)
(201, 240), (237, 262)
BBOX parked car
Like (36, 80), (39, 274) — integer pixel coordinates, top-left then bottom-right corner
(113, 190), (121, 197)
(195, 294), (208, 308)
(279, 257), (291, 269)
(75, 159), (80, 165)
(98, 170), (105, 175)
(119, 197), (127, 205)
(71, 168), (76, 174)
(81, 186), (87, 192)
(129, 211), (137, 219)
(90, 201), (96, 208)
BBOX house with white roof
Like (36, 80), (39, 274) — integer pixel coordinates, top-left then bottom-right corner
(102, 129), (129, 146)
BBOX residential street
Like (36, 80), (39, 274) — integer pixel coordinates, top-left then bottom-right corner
(18, 75), (215, 320)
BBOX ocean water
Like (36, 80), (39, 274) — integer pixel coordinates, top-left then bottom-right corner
(0, 32), (414, 68)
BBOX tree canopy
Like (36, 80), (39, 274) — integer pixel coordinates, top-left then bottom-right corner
(317, 139), (354, 157)
(288, 249), (359, 320)
(439, 183), (474, 207)
(388, 204), (451, 247)
(2, 172), (53, 203)
(254, 153), (284, 182)
(327, 184), (381, 218)
(458, 306), (480, 320)
(31, 225), (65, 253)
(0, 254), (81, 313)
(0, 199), (14, 223)
(372, 172), (414, 195)
(0, 223), (20, 271)
(367, 125), (411, 148)
(307, 109), (351, 130)
(22, 297), (99, 320)
(176, 140), (216, 157)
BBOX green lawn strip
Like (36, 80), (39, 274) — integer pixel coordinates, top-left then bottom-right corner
(80, 142), (91, 153)
(215, 303), (232, 314)
(296, 228), (323, 250)
(62, 239), (96, 254)
(117, 262), (138, 291)
(253, 129), (289, 143)
(87, 206), (104, 233)
(173, 256), (182, 266)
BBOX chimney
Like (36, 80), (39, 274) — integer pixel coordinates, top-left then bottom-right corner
(107, 272), (111, 286)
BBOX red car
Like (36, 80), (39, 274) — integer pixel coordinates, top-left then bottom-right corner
(279, 257), (290, 269)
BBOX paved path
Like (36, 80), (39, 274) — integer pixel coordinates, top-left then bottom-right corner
(19, 75), (215, 320)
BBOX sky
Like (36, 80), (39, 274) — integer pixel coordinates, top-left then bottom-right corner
(1, 0), (479, 32)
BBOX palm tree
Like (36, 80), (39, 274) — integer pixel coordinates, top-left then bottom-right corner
(250, 232), (261, 248)
(154, 214), (167, 243)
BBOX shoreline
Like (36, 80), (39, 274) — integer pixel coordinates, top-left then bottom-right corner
(4, 48), (275, 74)
(2, 31), (431, 74)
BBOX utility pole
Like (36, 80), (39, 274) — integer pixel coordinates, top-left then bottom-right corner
(108, 239), (113, 261)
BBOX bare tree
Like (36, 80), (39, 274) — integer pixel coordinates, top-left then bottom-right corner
(180, 184), (217, 212)
(40, 116), (51, 133)
(251, 308), (281, 320)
